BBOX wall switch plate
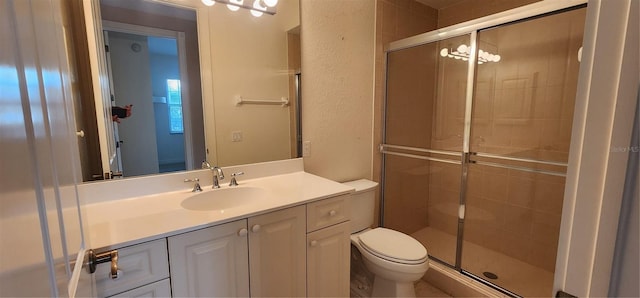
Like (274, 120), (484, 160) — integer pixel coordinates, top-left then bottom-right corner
(303, 141), (311, 157)
(231, 131), (243, 142)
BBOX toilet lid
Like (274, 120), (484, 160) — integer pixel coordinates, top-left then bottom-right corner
(358, 228), (428, 265)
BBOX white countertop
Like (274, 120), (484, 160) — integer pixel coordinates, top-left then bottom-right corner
(0, 159), (355, 272)
(86, 171), (354, 250)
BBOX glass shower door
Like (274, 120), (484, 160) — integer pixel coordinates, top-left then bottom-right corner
(462, 7), (587, 297)
(382, 34), (470, 266)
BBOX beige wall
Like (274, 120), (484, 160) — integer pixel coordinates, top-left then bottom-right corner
(300, 0), (375, 182)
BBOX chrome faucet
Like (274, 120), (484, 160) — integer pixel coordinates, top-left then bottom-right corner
(202, 160), (224, 189)
(211, 166), (224, 189)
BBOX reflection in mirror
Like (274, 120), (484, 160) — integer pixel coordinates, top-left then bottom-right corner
(100, 0), (205, 177)
(75, 0), (301, 182)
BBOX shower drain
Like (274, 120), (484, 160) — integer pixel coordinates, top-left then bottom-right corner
(483, 271), (499, 280)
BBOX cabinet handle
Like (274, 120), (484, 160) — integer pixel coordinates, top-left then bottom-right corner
(310, 240), (318, 247)
(85, 249), (119, 278)
(329, 210), (337, 217)
(238, 228), (248, 237)
(251, 225), (261, 233)
(109, 251), (119, 279)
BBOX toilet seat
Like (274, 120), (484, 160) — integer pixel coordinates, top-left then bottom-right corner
(358, 228), (428, 265)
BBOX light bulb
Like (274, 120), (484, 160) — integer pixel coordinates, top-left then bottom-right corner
(457, 44), (468, 54)
(440, 48), (448, 57)
(251, 0), (266, 16)
(494, 55), (501, 62)
(227, 0), (243, 11)
(263, 0), (277, 7)
(202, 0), (215, 6)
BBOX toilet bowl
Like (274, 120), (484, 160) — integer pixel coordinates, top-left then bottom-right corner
(344, 180), (429, 297)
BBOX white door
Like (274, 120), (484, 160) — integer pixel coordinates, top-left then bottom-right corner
(248, 206), (307, 297)
(102, 31), (124, 176)
(168, 220), (250, 297)
(0, 0), (96, 296)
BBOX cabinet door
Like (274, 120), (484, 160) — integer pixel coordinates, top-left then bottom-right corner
(307, 221), (351, 297)
(168, 219), (249, 297)
(248, 205), (306, 297)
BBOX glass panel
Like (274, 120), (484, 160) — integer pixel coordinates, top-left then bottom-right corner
(383, 155), (461, 265)
(463, 164), (565, 296)
(383, 34), (470, 265)
(462, 7), (586, 297)
(385, 34), (470, 151)
(470, 8), (587, 163)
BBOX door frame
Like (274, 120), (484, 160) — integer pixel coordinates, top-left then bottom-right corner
(102, 20), (195, 171)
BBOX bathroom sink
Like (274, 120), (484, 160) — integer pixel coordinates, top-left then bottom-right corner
(181, 187), (266, 211)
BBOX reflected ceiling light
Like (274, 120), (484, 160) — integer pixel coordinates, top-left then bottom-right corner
(202, 0), (276, 17)
(227, 0), (243, 11)
(263, 0), (278, 7)
(440, 44), (500, 64)
(251, 0), (267, 17)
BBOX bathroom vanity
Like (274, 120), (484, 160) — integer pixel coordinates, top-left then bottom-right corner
(82, 159), (353, 297)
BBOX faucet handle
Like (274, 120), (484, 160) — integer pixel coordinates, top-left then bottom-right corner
(184, 178), (203, 192)
(229, 172), (245, 186)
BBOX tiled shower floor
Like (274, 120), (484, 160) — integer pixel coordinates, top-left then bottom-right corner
(412, 227), (554, 297)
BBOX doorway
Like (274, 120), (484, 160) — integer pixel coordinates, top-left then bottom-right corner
(104, 23), (194, 177)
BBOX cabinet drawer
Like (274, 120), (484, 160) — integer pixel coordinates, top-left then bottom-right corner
(307, 194), (350, 232)
(96, 239), (170, 297)
(108, 278), (171, 298)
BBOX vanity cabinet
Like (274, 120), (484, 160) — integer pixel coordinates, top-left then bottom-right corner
(95, 239), (170, 298)
(306, 194), (351, 297)
(168, 219), (250, 297)
(97, 193), (351, 297)
(168, 205), (306, 297)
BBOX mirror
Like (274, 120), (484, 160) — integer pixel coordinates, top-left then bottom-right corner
(75, 0), (301, 181)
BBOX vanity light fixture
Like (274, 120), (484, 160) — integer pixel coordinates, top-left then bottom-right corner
(201, 0), (276, 16)
(440, 44), (501, 64)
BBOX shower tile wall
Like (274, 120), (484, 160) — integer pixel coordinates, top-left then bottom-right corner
(437, 0), (541, 29)
(374, 0), (438, 227)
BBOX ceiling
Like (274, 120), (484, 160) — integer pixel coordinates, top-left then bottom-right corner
(414, 0), (467, 10)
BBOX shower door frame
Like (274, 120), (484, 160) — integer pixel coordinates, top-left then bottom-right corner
(380, 0), (587, 295)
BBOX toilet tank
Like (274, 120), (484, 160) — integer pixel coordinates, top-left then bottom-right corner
(342, 179), (378, 233)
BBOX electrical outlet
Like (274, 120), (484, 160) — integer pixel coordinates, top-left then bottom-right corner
(303, 141), (311, 157)
(231, 131), (243, 142)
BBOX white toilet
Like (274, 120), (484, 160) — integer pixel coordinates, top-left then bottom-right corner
(344, 179), (429, 297)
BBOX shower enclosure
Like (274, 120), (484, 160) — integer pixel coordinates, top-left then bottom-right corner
(380, 3), (586, 297)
